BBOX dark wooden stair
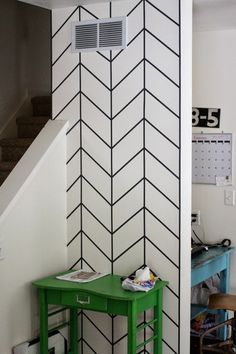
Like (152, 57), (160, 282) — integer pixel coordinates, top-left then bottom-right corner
(0, 96), (51, 186)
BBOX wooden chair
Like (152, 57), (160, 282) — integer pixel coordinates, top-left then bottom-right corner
(199, 293), (236, 353)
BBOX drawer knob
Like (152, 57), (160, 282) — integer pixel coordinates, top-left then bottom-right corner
(76, 295), (90, 305)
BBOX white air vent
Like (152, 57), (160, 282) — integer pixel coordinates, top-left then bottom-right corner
(72, 17), (127, 53)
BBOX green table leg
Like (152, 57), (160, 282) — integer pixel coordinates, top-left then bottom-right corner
(128, 301), (137, 354)
(39, 289), (48, 354)
(154, 289), (163, 353)
(70, 308), (78, 354)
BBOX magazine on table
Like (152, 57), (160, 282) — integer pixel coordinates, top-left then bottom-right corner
(56, 269), (107, 283)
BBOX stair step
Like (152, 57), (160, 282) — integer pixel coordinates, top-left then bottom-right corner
(0, 161), (17, 171)
(16, 116), (49, 138)
(31, 96), (52, 117)
(0, 138), (34, 161)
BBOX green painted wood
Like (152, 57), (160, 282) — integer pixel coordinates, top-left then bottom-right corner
(136, 334), (158, 350)
(155, 289), (163, 353)
(33, 273), (168, 354)
(69, 308), (78, 354)
(137, 318), (158, 332)
(39, 289), (48, 354)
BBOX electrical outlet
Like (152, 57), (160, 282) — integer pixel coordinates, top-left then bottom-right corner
(224, 190), (235, 206)
(191, 210), (200, 225)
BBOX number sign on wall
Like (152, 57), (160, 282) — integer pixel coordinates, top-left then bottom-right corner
(192, 133), (232, 185)
(192, 107), (221, 128)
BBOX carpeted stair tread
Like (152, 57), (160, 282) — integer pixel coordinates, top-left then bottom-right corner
(0, 161), (17, 171)
(16, 116), (50, 138)
(31, 96), (51, 104)
(31, 96), (52, 116)
(16, 115), (50, 125)
(0, 138), (34, 147)
(0, 95), (52, 185)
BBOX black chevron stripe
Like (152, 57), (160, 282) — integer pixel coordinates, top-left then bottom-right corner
(145, 58), (179, 88)
(52, 43), (71, 66)
(83, 231), (111, 261)
(70, 257), (96, 271)
(113, 236), (144, 262)
(67, 147), (81, 165)
(146, 88), (179, 118)
(165, 282), (179, 298)
(113, 332), (127, 345)
(113, 89), (144, 119)
(113, 178), (143, 206)
(146, 236), (178, 268)
(146, 207), (179, 239)
(52, 6), (79, 38)
(82, 120), (110, 148)
(163, 310), (178, 328)
(146, 148), (179, 179)
(146, 0), (179, 26)
(67, 203), (81, 219)
(83, 313), (112, 344)
(112, 29), (144, 62)
(113, 148), (143, 177)
(127, 0), (143, 16)
(113, 207), (143, 234)
(53, 91), (80, 120)
(53, 63), (80, 93)
(82, 176), (111, 205)
(81, 92), (111, 119)
(83, 339), (97, 353)
(163, 338), (178, 354)
(146, 178), (179, 209)
(80, 5), (99, 19)
(145, 118), (179, 148)
(113, 118), (143, 148)
(69, 257), (82, 269)
(66, 119), (81, 135)
(67, 175), (81, 193)
(96, 51), (111, 62)
(81, 63), (111, 91)
(82, 148), (111, 177)
(82, 203), (110, 233)
(145, 28), (179, 57)
(112, 59), (144, 91)
(67, 230), (81, 247)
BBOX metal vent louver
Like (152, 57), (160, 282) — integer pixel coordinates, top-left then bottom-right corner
(72, 17), (127, 53)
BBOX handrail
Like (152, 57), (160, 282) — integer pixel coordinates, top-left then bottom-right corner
(0, 119), (68, 224)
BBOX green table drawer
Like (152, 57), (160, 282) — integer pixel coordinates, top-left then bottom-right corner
(61, 291), (107, 311)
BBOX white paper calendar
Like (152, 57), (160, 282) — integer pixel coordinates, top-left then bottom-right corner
(192, 133), (232, 185)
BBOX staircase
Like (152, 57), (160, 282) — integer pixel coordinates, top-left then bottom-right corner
(0, 96), (51, 187)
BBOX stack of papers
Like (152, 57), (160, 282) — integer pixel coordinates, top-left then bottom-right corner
(56, 270), (107, 283)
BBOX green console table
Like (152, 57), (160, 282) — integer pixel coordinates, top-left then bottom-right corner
(33, 272), (168, 354)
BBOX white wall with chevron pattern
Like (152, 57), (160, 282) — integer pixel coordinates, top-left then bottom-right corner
(52, 0), (191, 353)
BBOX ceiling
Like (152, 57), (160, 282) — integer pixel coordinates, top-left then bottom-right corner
(18, 0), (236, 31)
(193, 0), (236, 31)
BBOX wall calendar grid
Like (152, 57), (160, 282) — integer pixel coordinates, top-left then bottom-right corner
(192, 133), (232, 185)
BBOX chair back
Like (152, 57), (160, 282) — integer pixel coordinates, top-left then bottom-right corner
(208, 293), (236, 312)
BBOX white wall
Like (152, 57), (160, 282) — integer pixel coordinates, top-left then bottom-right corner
(0, 131), (67, 354)
(52, 0), (192, 353)
(192, 29), (236, 290)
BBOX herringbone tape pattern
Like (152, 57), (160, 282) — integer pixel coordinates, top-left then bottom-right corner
(52, 0), (180, 352)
